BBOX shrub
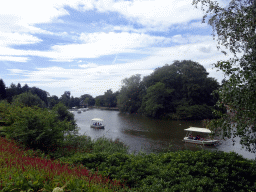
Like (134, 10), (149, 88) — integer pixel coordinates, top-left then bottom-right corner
(0, 101), (79, 153)
(12, 91), (46, 108)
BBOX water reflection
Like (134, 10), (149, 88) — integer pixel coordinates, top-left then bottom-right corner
(74, 108), (255, 159)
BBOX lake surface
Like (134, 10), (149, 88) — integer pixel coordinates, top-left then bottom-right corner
(73, 108), (256, 160)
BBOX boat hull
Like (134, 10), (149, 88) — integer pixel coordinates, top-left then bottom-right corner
(183, 137), (218, 145)
(90, 125), (104, 129)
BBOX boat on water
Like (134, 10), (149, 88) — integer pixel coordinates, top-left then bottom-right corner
(183, 127), (218, 145)
(90, 118), (104, 129)
(82, 108), (89, 112)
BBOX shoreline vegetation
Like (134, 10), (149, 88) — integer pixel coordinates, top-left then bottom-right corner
(0, 101), (256, 191)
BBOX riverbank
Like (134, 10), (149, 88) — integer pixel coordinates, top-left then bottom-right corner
(92, 106), (119, 111)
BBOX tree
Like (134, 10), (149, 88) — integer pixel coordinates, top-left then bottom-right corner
(48, 95), (59, 109)
(80, 94), (95, 107)
(193, 0), (256, 152)
(104, 89), (118, 107)
(12, 91), (46, 108)
(95, 95), (105, 107)
(30, 87), (49, 106)
(60, 91), (70, 107)
(117, 74), (144, 113)
(140, 60), (219, 119)
(141, 82), (174, 118)
(0, 79), (6, 100)
(0, 101), (78, 152)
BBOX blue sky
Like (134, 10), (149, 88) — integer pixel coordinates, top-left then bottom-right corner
(0, 0), (232, 98)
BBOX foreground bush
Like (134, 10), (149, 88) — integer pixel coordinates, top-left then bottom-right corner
(0, 101), (78, 153)
(62, 149), (256, 191)
(0, 137), (127, 192)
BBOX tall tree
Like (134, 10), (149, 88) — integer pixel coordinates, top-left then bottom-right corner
(118, 74), (144, 113)
(48, 95), (59, 109)
(193, 0), (256, 152)
(12, 91), (46, 108)
(141, 82), (175, 118)
(80, 94), (95, 107)
(0, 79), (6, 100)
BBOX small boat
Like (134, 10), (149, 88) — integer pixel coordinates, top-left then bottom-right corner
(90, 118), (104, 129)
(183, 127), (218, 145)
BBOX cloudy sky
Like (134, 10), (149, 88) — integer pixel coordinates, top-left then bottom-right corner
(0, 0), (232, 98)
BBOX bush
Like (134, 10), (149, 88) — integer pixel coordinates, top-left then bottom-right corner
(12, 91), (46, 108)
(0, 101), (79, 153)
(61, 150), (256, 191)
(176, 104), (214, 120)
(0, 137), (127, 192)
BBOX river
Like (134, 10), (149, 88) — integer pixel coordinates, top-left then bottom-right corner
(73, 108), (256, 160)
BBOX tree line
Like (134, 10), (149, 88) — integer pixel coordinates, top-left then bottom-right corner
(117, 60), (221, 120)
(0, 60), (221, 120)
(0, 79), (119, 109)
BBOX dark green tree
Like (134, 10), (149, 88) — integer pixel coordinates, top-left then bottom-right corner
(104, 89), (118, 107)
(12, 91), (46, 108)
(141, 60), (219, 119)
(0, 101), (78, 152)
(117, 74), (144, 113)
(80, 94), (95, 107)
(30, 87), (49, 106)
(0, 79), (6, 100)
(48, 95), (59, 109)
(140, 82), (175, 118)
(193, 0), (256, 152)
(60, 91), (70, 107)
(95, 95), (105, 107)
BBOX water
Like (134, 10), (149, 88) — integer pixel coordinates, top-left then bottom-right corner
(73, 108), (256, 160)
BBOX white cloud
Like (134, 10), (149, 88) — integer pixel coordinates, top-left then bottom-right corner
(8, 36), (232, 97)
(8, 68), (28, 74)
(28, 32), (172, 61)
(0, 56), (29, 62)
(0, 32), (42, 46)
(78, 63), (98, 68)
(91, 0), (204, 30)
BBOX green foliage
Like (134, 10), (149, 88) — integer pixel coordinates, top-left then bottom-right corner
(0, 101), (78, 153)
(193, 0), (256, 152)
(12, 91), (46, 108)
(48, 95), (59, 109)
(118, 74), (144, 113)
(5, 83), (49, 104)
(141, 82), (175, 118)
(119, 61), (219, 119)
(80, 94), (95, 107)
(175, 104), (214, 120)
(61, 149), (256, 191)
(0, 137), (126, 192)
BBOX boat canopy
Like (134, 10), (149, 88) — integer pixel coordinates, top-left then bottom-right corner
(184, 127), (212, 133)
(91, 118), (104, 121)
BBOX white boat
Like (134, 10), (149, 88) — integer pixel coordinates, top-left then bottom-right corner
(82, 108), (89, 112)
(90, 118), (104, 129)
(183, 127), (218, 145)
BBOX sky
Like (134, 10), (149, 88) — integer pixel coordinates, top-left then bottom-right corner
(0, 0), (232, 98)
